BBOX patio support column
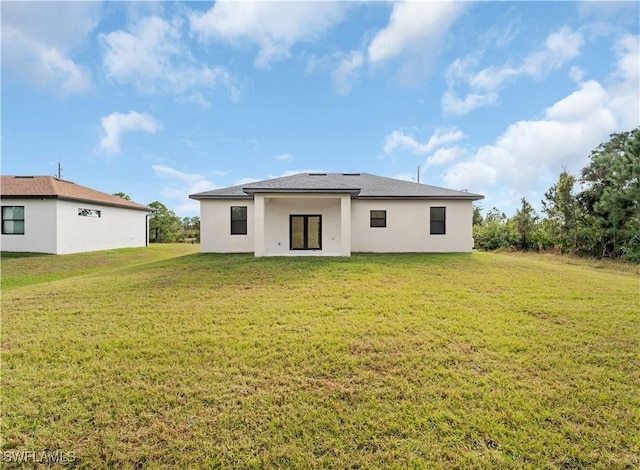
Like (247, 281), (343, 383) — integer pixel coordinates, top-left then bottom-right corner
(254, 194), (265, 257)
(340, 195), (351, 257)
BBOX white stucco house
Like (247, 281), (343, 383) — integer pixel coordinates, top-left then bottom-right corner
(190, 172), (483, 257)
(1, 175), (152, 254)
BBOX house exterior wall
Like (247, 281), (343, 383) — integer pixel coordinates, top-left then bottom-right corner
(350, 199), (474, 253)
(0, 198), (58, 253)
(198, 196), (475, 255)
(262, 195), (344, 256)
(200, 199), (255, 253)
(55, 200), (148, 254)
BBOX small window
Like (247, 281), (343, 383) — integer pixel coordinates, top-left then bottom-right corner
(78, 208), (101, 217)
(430, 207), (446, 235)
(231, 206), (247, 235)
(2, 206), (25, 234)
(370, 210), (386, 228)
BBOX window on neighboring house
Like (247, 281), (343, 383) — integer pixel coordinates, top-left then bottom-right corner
(231, 206), (247, 235)
(430, 207), (446, 235)
(78, 208), (101, 217)
(370, 210), (387, 227)
(2, 206), (25, 234)
(290, 215), (322, 250)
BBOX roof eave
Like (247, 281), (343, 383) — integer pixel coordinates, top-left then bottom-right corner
(189, 193), (484, 201)
(242, 188), (361, 196)
(189, 194), (253, 200)
(0, 194), (152, 211)
(357, 195), (484, 201)
(56, 195), (152, 211)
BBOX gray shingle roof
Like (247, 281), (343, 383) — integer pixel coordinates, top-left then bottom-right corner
(190, 173), (483, 201)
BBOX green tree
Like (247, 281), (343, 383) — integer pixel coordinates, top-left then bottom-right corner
(474, 208), (517, 251)
(191, 217), (201, 242)
(113, 192), (131, 200)
(181, 216), (201, 242)
(578, 128), (640, 260)
(513, 198), (538, 250)
(542, 170), (578, 252)
(472, 204), (484, 226)
(148, 201), (182, 243)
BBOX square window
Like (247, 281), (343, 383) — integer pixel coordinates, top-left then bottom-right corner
(2, 206), (25, 235)
(370, 210), (387, 227)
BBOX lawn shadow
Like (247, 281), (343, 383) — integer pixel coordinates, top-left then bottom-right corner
(1, 252), (53, 259)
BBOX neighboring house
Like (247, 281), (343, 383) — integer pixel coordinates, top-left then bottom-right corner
(190, 172), (483, 256)
(1, 176), (151, 254)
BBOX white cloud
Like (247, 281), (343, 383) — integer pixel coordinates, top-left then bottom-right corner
(578, 1), (639, 18)
(443, 27), (585, 115)
(305, 49), (364, 95)
(608, 34), (640, 130)
(190, 1), (347, 69)
(469, 65), (519, 91)
(152, 165), (217, 216)
(569, 66), (585, 82)
(384, 127), (465, 156)
(442, 75), (632, 206)
(368, 2), (464, 63)
(274, 153), (295, 162)
(100, 111), (161, 155)
(332, 50), (364, 96)
(101, 15), (238, 105)
(2, 2), (99, 95)
(521, 27), (584, 79)
(426, 146), (469, 168)
(440, 33), (640, 210)
(545, 80), (609, 122)
(441, 91), (498, 115)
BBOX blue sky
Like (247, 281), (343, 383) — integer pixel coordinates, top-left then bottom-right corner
(2, 1), (638, 217)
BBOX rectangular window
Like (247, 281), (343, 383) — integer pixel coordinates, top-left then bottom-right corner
(430, 207), (446, 235)
(370, 210), (387, 227)
(2, 206), (25, 235)
(290, 215), (322, 250)
(78, 208), (101, 217)
(231, 206), (247, 235)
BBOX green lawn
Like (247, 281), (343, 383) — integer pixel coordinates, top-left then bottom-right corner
(1, 246), (638, 468)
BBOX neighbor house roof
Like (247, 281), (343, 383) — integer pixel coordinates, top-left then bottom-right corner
(0, 176), (151, 211)
(190, 173), (484, 201)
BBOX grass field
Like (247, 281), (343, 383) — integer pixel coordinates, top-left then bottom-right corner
(1, 245), (638, 468)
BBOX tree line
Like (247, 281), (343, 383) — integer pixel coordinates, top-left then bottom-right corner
(473, 128), (639, 262)
(112, 194), (200, 243)
(148, 201), (200, 243)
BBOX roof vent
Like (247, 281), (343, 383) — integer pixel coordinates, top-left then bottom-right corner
(343, 173), (361, 176)
(15, 176), (34, 178)
(309, 173), (327, 176)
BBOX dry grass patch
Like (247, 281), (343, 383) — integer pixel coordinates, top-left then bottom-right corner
(1, 248), (639, 468)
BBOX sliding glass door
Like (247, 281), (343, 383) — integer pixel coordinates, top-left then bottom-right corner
(290, 215), (322, 250)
